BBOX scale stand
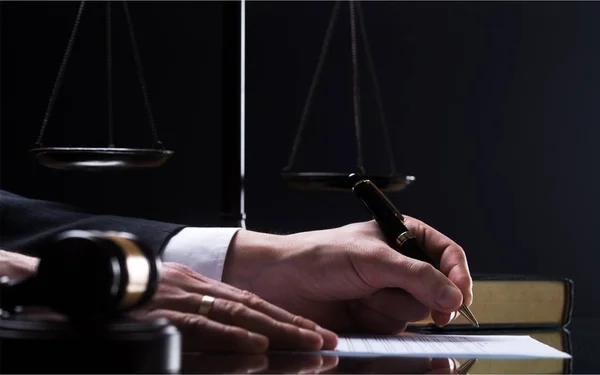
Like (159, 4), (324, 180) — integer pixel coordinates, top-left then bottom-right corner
(29, 1), (173, 171)
(281, 0), (415, 193)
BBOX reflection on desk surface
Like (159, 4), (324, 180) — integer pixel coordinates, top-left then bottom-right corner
(181, 317), (600, 374)
(181, 353), (464, 374)
(181, 353), (572, 374)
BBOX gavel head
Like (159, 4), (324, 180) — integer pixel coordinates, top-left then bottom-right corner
(34, 230), (161, 321)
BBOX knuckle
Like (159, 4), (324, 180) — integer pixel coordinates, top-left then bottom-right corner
(409, 261), (436, 283)
(453, 242), (466, 255)
(240, 289), (264, 308)
(161, 265), (179, 279)
(452, 244), (469, 263)
(181, 313), (200, 328)
(180, 292), (198, 307)
(292, 315), (311, 329)
(163, 263), (193, 278)
(227, 301), (249, 320)
(274, 321), (291, 335)
(371, 244), (391, 258)
(155, 283), (174, 294)
(168, 262), (192, 272)
(455, 273), (472, 288)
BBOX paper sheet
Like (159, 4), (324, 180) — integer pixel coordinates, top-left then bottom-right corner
(323, 334), (571, 359)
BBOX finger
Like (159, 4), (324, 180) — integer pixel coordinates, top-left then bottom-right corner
(242, 292), (338, 350)
(176, 274), (338, 349)
(431, 310), (459, 327)
(152, 292), (325, 350)
(181, 354), (269, 374)
(346, 300), (408, 334)
(232, 290), (337, 349)
(356, 248), (464, 313)
(142, 309), (269, 354)
(428, 357), (457, 373)
(361, 288), (431, 322)
(160, 264), (337, 348)
(403, 216), (473, 306)
(208, 298), (325, 350)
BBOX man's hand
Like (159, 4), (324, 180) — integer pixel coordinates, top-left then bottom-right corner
(222, 217), (473, 333)
(1, 251), (337, 353)
(133, 262), (338, 353)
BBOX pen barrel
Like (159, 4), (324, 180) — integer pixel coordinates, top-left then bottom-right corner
(352, 177), (437, 267)
(351, 179), (406, 236)
(395, 236), (436, 266)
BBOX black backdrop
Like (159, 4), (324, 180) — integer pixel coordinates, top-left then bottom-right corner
(1, 1), (599, 318)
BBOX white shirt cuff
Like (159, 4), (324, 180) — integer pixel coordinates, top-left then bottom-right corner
(161, 227), (241, 281)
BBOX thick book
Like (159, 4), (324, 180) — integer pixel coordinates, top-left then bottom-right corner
(408, 274), (574, 330)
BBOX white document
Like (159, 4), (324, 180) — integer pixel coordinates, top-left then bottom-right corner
(324, 334), (571, 359)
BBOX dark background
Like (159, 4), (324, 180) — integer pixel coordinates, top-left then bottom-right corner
(1, 1), (598, 319)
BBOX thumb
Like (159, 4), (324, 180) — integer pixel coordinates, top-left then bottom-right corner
(360, 249), (464, 313)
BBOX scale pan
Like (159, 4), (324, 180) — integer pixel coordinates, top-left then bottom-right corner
(30, 147), (174, 171)
(281, 172), (415, 192)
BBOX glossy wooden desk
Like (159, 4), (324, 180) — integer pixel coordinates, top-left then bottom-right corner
(180, 317), (599, 374)
(1, 316), (595, 373)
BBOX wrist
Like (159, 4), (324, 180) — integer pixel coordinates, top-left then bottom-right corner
(222, 229), (291, 290)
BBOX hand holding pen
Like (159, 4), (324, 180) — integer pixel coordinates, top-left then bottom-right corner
(221, 177), (475, 333)
(350, 173), (478, 327)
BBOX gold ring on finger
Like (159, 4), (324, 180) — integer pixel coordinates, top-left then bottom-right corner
(197, 295), (215, 316)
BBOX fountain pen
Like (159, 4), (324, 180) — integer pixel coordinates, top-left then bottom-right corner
(350, 173), (479, 327)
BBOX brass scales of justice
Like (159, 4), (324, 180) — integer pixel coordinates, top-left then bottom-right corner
(280, 0), (415, 193)
(29, 0), (173, 170)
(28, 0), (415, 198)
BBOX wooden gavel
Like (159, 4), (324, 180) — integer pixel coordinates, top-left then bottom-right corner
(0, 230), (161, 321)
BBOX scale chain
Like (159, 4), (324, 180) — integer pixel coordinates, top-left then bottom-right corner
(106, 1), (114, 147)
(356, 1), (396, 176)
(283, 1), (341, 172)
(34, 1), (166, 150)
(122, 1), (164, 150)
(349, 0), (365, 175)
(283, 1), (396, 176)
(35, 1), (87, 147)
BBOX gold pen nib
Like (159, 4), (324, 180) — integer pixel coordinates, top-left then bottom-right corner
(457, 358), (477, 374)
(458, 304), (479, 328)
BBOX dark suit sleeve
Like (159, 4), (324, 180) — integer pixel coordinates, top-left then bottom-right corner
(0, 190), (187, 258)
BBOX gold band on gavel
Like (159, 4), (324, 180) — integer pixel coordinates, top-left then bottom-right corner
(106, 234), (150, 310)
